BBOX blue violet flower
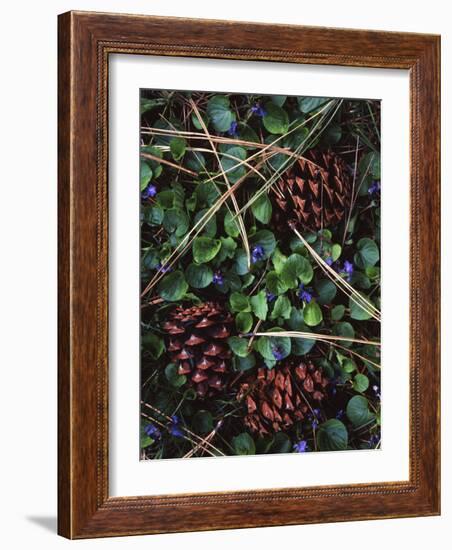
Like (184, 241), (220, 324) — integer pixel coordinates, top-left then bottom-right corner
(293, 440), (308, 453)
(251, 245), (265, 263)
(142, 183), (157, 199)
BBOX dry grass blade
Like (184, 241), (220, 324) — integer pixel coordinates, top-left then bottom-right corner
(183, 420), (223, 459)
(140, 411), (217, 457)
(140, 151), (197, 176)
(141, 401), (225, 456)
(249, 331), (380, 347)
(292, 226), (381, 321)
(189, 99), (251, 269)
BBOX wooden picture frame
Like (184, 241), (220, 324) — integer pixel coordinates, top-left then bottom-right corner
(58, 10), (440, 539)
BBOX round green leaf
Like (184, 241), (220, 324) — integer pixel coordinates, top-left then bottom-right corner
(266, 271), (289, 295)
(192, 410), (213, 434)
(251, 194), (272, 224)
(163, 208), (189, 236)
(331, 304), (345, 321)
(250, 290), (268, 320)
(297, 96), (331, 113)
(353, 373), (370, 393)
(354, 238), (380, 268)
(316, 419), (348, 451)
(233, 353), (256, 372)
(349, 293), (373, 320)
(230, 292), (251, 313)
(224, 211), (240, 238)
(316, 279), (337, 305)
(235, 312), (253, 333)
(232, 432), (256, 455)
(346, 395), (375, 427)
(228, 336), (249, 357)
(303, 301), (323, 327)
(271, 295), (291, 320)
(207, 95), (236, 132)
(256, 333), (291, 361)
(333, 322), (355, 348)
(262, 103), (289, 134)
(165, 363), (187, 388)
(280, 253), (313, 288)
(142, 333), (165, 359)
(220, 146), (247, 183)
(157, 271), (188, 301)
(140, 161), (152, 191)
(250, 230), (276, 257)
(185, 263), (213, 288)
(192, 237), (222, 264)
(169, 137), (186, 161)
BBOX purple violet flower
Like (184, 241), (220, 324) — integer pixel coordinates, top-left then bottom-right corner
(293, 440), (308, 453)
(227, 120), (239, 137)
(142, 183), (157, 199)
(272, 346), (285, 361)
(251, 245), (265, 263)
(156, 263), (172, 274)
(340, 260), (354, 282)
(251, 104), (267, 117)
(169, 415), (183, 438)
(325, 256), (334, 266)
(368, 180), (381, 195)
(266, 290), (276, 302)
(298, 283), (313, 303)
(144, 423), (161, 440)
(213, 271), (224, 286)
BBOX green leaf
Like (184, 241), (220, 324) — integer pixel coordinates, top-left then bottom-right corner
(359, 151), (380, 179)
(229, 292), (251, 313)
(163, 208), (189, 236)
(234, 249), (250, 276)
(140, 97), (167, 114)
(233, 353), (256, 372)
(346, 395), (375, 427)
(251, 194), (272, 224)
(262, 102), (289, 134)
(266, 271), (289, 295)
(349, 294), (373, 321)
(256, 333), (291, 361)
(316, 419), (348, 451)
(192, 410), (213, 434)
(280, 253), (313, 288)
(142, 205), (164, 226)
(315, 279), (337, 305)
(140, 161), (152, 191)
(140, 424), (154, 449)
(195, 181), (220, 206)
(186, 150), (206, 173)
(332, 243), (342, 262)
(228, 336), (249, 357)
(342, 359), (356, 373)
(185, 263), (213, 289)
(207, 95), (236, 132)
(271, 248), (287, 274)
(354, 238), (380, 268)
(333, 322), (355, 348)
(353, 373), (370, 393)
(194, 209), (216, 238)
(298, 96), (331, 113)
(250, 290), (268, 321)
(220, 146), (247, 183)
(250, 230), (276, 257)
(142, 333), (165, 359)
(303, 301), (323, 327)
(235, 312), (253, 333)
(191, 111), (209, 130)
(157, 271), (188, 302)
(141, 145), (163, 177)
(224, 211), (240, 238)
(192, 237), (222, 264)
(165, 363), (187, 388)
(331, 304), (345, 321)
(271, 295), (291, 320)
(232, 432), (256, 455)
(169, 137), (186, 161)
(271, 95), (287, 107)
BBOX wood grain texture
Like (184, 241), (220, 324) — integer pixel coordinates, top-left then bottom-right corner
(57, 10), (440, 539)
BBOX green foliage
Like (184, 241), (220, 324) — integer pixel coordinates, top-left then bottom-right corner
(316, 419), (348, 451)
(140, 90), (381, 460)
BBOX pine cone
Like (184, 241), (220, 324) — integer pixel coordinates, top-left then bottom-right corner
(162, 302), (233, 398)
(237, 360), (329, 436)
(272, 149), (351, 231)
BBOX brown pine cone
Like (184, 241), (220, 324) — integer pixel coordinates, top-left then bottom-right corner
(236, 360), (330, 436)
(272, 149), (351, 231)
(162, 302), (233, 398)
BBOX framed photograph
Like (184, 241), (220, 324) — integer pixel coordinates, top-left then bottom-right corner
(58, 11), (440, 538)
